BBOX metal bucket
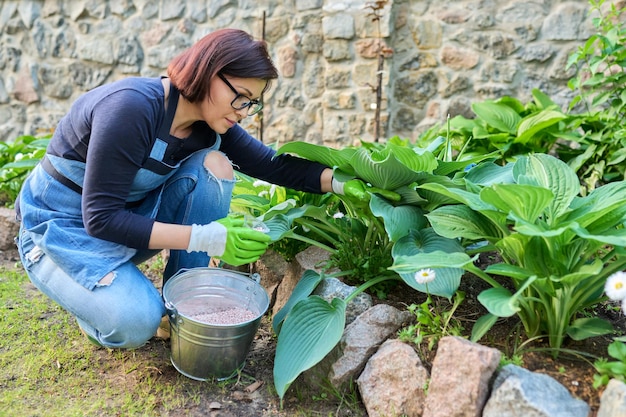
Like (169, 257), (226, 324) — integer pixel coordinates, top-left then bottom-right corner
(162, 267), (269, 381)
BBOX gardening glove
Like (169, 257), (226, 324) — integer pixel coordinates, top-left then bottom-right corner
(331, 177), (401, 203)
(186, 218), (271, 266)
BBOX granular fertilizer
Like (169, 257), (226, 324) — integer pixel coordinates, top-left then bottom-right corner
(188, 307), (257, 325)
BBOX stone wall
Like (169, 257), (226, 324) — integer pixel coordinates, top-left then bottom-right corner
(0, 0), (600, 147)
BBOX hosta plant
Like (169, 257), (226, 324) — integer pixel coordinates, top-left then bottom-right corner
(269, 137), (496, 400)
(407, 153), (626, 353)
(417, 88), (577, 164)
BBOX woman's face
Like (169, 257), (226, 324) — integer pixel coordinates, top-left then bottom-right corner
(202, 75), (267, 134)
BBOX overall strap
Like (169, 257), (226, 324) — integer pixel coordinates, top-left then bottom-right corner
(158, 82), (179, 140)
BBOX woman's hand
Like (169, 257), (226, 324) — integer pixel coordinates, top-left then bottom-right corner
(332, 177), (401, 203)
(187, 218), (271, 266)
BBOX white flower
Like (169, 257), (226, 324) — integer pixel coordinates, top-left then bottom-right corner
(414, 268), (436, 285)
(622, 297), (626, 315)
(605, 271), (626, 301)
(333, 212), (345, 219)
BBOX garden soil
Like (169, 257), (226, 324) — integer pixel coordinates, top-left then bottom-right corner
(1, 246), (618, 416)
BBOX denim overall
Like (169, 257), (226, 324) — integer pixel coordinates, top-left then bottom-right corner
(16, 86), (235, 348)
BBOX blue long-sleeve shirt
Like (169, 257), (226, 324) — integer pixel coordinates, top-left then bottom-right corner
(44, 77), (327, 249)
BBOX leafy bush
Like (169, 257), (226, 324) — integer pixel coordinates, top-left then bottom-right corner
(0, 134), (51, 207)
(562, 0), (626, 192)
(411, 153), (626, 353)
(417, 89), (577, 165)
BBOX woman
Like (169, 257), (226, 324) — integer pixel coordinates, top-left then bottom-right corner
(15, 28), (339, 349)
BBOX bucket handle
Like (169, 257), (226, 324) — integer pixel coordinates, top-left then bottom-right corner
(165, 301), (181, 328)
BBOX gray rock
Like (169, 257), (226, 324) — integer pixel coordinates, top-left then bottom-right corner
(423, 336), (501, 417)
(598, 379), (626, 417)
(357, 339), (429, 417)
(483, 364), (590, 417)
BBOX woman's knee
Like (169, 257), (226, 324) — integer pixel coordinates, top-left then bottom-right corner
(93, 265), (166, 348)
(203, 151), (233, 180)
(101, 299), (164, 348)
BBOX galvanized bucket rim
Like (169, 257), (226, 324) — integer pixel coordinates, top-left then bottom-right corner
(163, 267), (269, 327)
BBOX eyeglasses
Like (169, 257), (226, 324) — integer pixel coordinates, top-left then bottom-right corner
(217, 73), (264, 116)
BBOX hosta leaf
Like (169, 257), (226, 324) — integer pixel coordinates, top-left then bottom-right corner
(272, 270), (325, 334)
(566, 318), (613, 341)
(471, 101), (521, 134)
(516, 109), (567, 144)
(392, 228), (465, 258)
(2, 158), (41, 169)
(370, 194), (427, 242)
(262, 199), (298, 219)
(568, 181), (626, 230)
(531, 88), (557, 110)
(390, 238), (473, 299)
(480, 184), (553, 223)
(478, 275), (536, 317)
(399, 266), (462, 299)
(464, 161), (515, 186)
(433, 151), (500, 176)
(274, 296), (346, 400)
(275, 141), (357, 174)
(571, 223), (626, 246)
(426, 205), (503, 241)
(262, 214), (294, 242)
(477, 287), (520, 317)
(608, 340), (626, 361)
(513, 154), (578, 220)
(485, 263), (534, 281)
(350, 145), (436, 190)
(417, 182), (494, 212)
(470, 313), (498, 343)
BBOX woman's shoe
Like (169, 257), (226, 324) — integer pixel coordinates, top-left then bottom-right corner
(155, 316), (170, 340)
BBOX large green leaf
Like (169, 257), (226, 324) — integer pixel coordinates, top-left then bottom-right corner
(426, 205), (503, 241)
(433, 151), (501, 176)
(349, 145), (436, 190)
(273, 296), (346, 400)
(513, 154), (578, 221)
(464, 161), (515, 186)
(390, 230), (471, 299)
(568, 181), (626, 230)
(262, 214), (295, 242)
(471, 101), (521, 134)
(480, 184), (554, 223)
(272, 270), (325, 334)
(515, 109), (567, 144)
(571, 223), (626, 247)
(417, 182), (494, 212)
(2, 158), (41, 169)
(275, 141), (357, 174)
(369, 194), (427, 242)
(477, 287), (520, 317)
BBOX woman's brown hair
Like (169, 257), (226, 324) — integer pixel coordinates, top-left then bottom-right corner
(167, 28), (279, 103)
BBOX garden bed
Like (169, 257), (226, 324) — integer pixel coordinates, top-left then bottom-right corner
(1, 245), (620, 416)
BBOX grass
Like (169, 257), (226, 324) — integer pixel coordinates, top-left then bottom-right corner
(0, 264), (211, 417)
(0, 246), (374, 417)
(0, 260), (364, 417)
